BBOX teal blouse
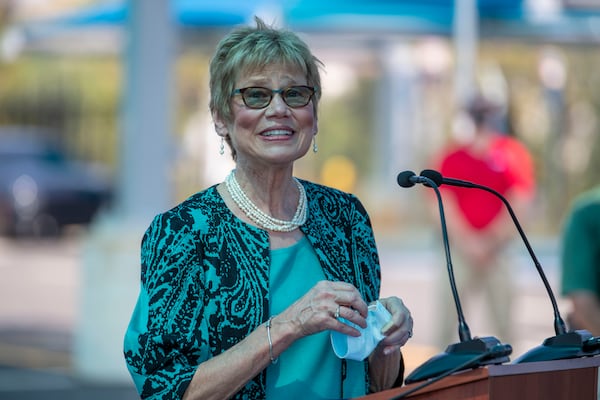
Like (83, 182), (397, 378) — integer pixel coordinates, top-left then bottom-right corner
(267, 236), (366, 399)
(123, 180), (383, 399)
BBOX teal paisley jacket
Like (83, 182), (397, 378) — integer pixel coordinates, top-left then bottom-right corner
(123, 180), (382, 399)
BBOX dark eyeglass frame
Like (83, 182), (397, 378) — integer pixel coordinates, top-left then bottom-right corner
(232, 85), (317, 109)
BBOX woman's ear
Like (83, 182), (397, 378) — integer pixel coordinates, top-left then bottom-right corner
(213, 113), (229, 137)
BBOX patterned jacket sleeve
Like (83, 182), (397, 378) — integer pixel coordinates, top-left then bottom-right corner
(349, 193), (382, 303)
(124, 210), (208, 399)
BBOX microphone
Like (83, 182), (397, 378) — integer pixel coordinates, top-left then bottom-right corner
(396, 170), (429, 188)
(420, 169), (600, 363)
(396, 171), (511, 384)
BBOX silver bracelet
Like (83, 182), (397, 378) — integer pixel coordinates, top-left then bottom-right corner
(266, 316), (278, 364)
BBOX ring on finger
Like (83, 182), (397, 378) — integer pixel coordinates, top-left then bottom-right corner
(334, 305), (341, 319)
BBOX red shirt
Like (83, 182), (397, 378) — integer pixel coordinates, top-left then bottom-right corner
(437, 135), (535, 230)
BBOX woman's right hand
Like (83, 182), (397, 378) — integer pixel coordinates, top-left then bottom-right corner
(182, 280), (368, 399)
(276, 280), (369, 340)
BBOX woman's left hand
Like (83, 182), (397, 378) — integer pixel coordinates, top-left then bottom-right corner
(377, 296), (413, 356)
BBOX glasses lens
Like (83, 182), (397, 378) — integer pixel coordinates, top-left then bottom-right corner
(242, 87), (272, 108)
(283, 86), (313, 107)
(237, 86), (315, 109)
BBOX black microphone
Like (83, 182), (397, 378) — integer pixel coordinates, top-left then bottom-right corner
(396, 170), (429, 188)
(396, 171), (511, 384)
(420, 168), (600, 363)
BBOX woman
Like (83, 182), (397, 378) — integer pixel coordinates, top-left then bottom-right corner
(124, 17), (413, 400)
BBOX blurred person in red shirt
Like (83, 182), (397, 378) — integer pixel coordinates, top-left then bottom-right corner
(432, 94), (536, 348)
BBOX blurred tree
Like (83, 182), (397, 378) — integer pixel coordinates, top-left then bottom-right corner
(478, 42), (600, 232)
(1, 24), (599, 236)
(298, 78), (376, 188)
(0, 56), (120, 170)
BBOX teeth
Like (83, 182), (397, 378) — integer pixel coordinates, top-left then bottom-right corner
(262, 130), (292, 137)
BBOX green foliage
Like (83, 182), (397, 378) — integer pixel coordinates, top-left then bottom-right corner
(0, 56), (120, 168)
(305, 79), (376, 180)
(479, 42), (600, 230)
(1, 38), (599, 234)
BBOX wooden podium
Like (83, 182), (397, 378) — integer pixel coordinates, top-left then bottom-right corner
(356, 356), (600, 400)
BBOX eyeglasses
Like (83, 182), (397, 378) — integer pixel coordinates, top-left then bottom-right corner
(232, 86), (317, 109)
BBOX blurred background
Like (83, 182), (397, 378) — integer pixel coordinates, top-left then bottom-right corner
(0, 0), (599, 398)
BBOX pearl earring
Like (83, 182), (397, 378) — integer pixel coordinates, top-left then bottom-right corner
(219, 137), (225, 156)
(312, 136), (318, 153)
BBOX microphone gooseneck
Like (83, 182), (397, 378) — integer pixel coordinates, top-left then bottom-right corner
(397, 170), (472, 342)
(420, 168), (567, 337)
(420, 169), (600, 363)
(396, 171), (510, 384)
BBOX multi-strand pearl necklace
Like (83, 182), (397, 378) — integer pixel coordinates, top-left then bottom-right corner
(225, 171), (307, 232)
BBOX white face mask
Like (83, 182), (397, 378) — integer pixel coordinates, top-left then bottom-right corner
(330, 300), (391, 361)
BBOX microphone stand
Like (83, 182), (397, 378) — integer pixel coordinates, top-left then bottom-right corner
(400, 174), (511, 384)
(420, 169), (600, 363)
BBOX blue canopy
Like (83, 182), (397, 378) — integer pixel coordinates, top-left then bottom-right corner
(177, 0), (527, 35)
(285, 0), (526, 34)
(5, 0), (600, 57)
(29, 0), (528, 33)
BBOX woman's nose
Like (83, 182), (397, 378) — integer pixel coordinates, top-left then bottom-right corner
(266, 92), (290, 116)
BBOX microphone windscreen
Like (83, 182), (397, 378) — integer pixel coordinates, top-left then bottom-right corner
(397, 171), (416, 188)
(420, 169), (444, 186)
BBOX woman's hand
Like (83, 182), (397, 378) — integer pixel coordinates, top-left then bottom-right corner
(367, 296), (412, 392)
(377, 296), (413, 355)
(277, 280), (369, 340)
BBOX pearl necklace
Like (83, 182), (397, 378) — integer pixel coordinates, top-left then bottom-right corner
(225, 171), (307, 232)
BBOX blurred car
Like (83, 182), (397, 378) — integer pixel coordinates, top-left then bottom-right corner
(0, 127), (113, 237)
